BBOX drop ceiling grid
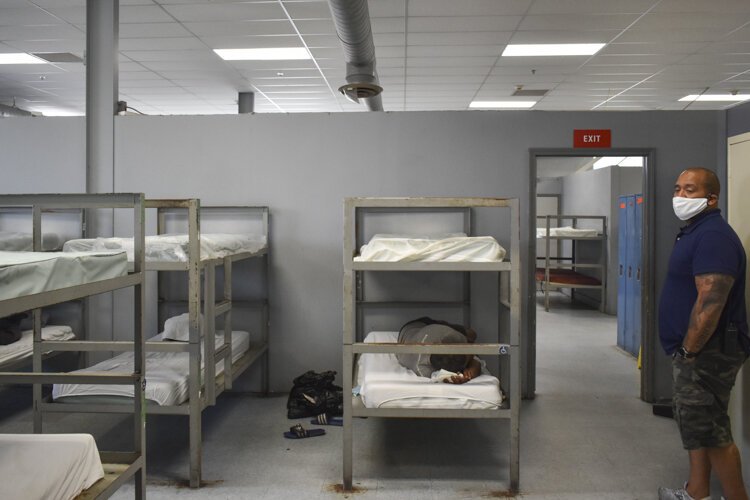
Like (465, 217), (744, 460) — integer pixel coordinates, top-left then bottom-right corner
(0, 0), (749, 113)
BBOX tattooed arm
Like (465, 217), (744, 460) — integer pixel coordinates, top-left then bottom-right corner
(682, 273), (735, 354)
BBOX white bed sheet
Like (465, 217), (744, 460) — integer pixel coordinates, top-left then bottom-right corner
(0, 325), (75, 369)
(354, 234), (505, 262)
(357, 331), (504, 409)
(536, 226), (598, 238)
(0, 251), (128, 301)
(0, 231), (63, 251)
(53, 330), (251, 406)
(63, 233), (267, 262)
(0, 433), (104, 500)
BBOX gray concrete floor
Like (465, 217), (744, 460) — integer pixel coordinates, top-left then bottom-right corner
(0, 293), (702, 499)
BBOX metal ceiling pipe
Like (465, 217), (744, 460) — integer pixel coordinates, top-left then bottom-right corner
(238, 92), (254, 113)
(327, 0), (383, 111)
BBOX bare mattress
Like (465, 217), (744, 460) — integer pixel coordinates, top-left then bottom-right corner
(0, 433), (104, 500)
(354, 234), (505, 262)
(357, 331), (504, 409)
(63, 233), (267, 262)
(0, 251), (127, 301)
(0, 325), (75, 369)
(53, 330), (251, 406)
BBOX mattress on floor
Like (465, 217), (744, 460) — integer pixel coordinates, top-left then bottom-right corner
(0, 251), (128, 301)
(354, 233), (505, 262)
(52, 330), (251, 406)
(0, 325), (75, 369)
(0, 231), (63, 251)
(62, 233), (267, 262)
(535, 268), (602, 286)
(0, 433), (104, 500)
(357, 331), (504, 409)
(536, 226), (599, 238)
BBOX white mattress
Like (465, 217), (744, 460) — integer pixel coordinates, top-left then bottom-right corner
(536, 226), (599, 238)
(63, 233), (267, 262)
(0, 251), (128, 301)
(53, 330), (251, 406)
(0, 325), (75, 369)
(0, 231), (63, 251)
(357, 331), (504, 409)
(0, 433), (104, 500)
(354, 234), (505, 262)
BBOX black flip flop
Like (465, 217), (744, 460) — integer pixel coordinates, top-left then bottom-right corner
(310, 413), (343, 426)
(283, 423), (326, 439)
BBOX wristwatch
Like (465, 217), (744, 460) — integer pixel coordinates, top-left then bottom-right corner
(675, 346), (698, 360)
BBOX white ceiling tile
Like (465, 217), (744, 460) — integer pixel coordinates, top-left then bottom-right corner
(294, 19), (336, 35)
(518, 14), (641, 31)
(601, 42), (707, 55)
(373, 32), (407, 46)
(119, 37), (207, 51)
(371, 17), (406, 34)
(408, 32), (513, 46)
(201, 35), (302, 49)
(653, 0), (750, 14)
(408, 16), (522, 33)
(183, 20), (295, 37)
(121, 49), (218, 62)
(408, 0), (533, 17)
(528, 0), (656, 15)
(119, 22), (192, 38)
(407, 56), (497, 68)
(368, 0), (405, 18)
(0, 24), (84, 40)
(282, 1), (332, 20)
(162, 3), (287, 22)
(509, 30), (617, 44)
(616, 28), (733, 44)
(635, 12), (749, 31)
(407, 45), (502, 57)
(0, 7), (66, 25)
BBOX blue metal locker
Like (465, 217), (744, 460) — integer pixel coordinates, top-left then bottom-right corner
(617, 195), (629, 351)
(624, 195), (637, 354)
(631, 194), (643, 357)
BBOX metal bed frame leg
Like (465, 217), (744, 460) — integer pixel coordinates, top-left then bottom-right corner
(189, 395), (202, 488)
(343, 344), (353, 491)
(32, 307), (42, 433)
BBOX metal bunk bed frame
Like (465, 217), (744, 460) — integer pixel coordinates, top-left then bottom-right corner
(0, 206), (88, 372)
(38, 199), (270, 488)
(0, 193), (147, 500)
(342, 197), (521, 492)
(536, 214), (607, 312)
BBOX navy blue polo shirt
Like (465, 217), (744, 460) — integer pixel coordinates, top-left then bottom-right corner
(658, 209), (749, 354)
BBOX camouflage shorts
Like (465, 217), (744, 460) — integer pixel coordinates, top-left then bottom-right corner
(672, 335), (748, 450)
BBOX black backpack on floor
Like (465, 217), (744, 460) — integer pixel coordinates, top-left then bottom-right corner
(286, 370), (343, 419)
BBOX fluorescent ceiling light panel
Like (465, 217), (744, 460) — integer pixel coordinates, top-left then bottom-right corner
(214, 48), (311, 61)
(679, 94), (750, 102)
(0, 53), (47, 64)
(469, 101), (536, 109)
(593, 156), (643, 169)
(502, 44), (605, 57)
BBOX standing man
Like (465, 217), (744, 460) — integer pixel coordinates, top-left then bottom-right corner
(659, 168), (750, 500)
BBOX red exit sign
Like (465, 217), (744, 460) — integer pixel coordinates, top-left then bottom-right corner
(574, 129), (611, 148)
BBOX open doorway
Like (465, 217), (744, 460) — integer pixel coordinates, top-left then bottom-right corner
(527, 149), (655, 401)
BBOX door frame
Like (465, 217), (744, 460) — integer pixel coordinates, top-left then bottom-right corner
(527, 148), (656, 401)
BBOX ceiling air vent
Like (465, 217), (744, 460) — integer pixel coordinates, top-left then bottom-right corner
(512, 89), (548, 97)
(338, 82), (383, 103)
(33, 53), (83, 63)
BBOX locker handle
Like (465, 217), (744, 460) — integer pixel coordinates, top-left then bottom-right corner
(619, 264), (623, 276)
(637, 267), (641, 281)
(628, 266), (632, 278)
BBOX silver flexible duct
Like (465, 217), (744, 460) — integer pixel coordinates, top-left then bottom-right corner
(327, 0), (383, 111)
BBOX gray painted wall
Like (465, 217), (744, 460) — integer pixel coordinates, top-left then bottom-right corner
(0, 110), (726, 401)
(728, 101), (750, 137)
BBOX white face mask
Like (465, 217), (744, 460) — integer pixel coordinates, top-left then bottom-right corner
(673, 196), (708, 221)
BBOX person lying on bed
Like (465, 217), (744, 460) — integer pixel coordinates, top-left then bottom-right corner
(395, 317), (482, 384)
